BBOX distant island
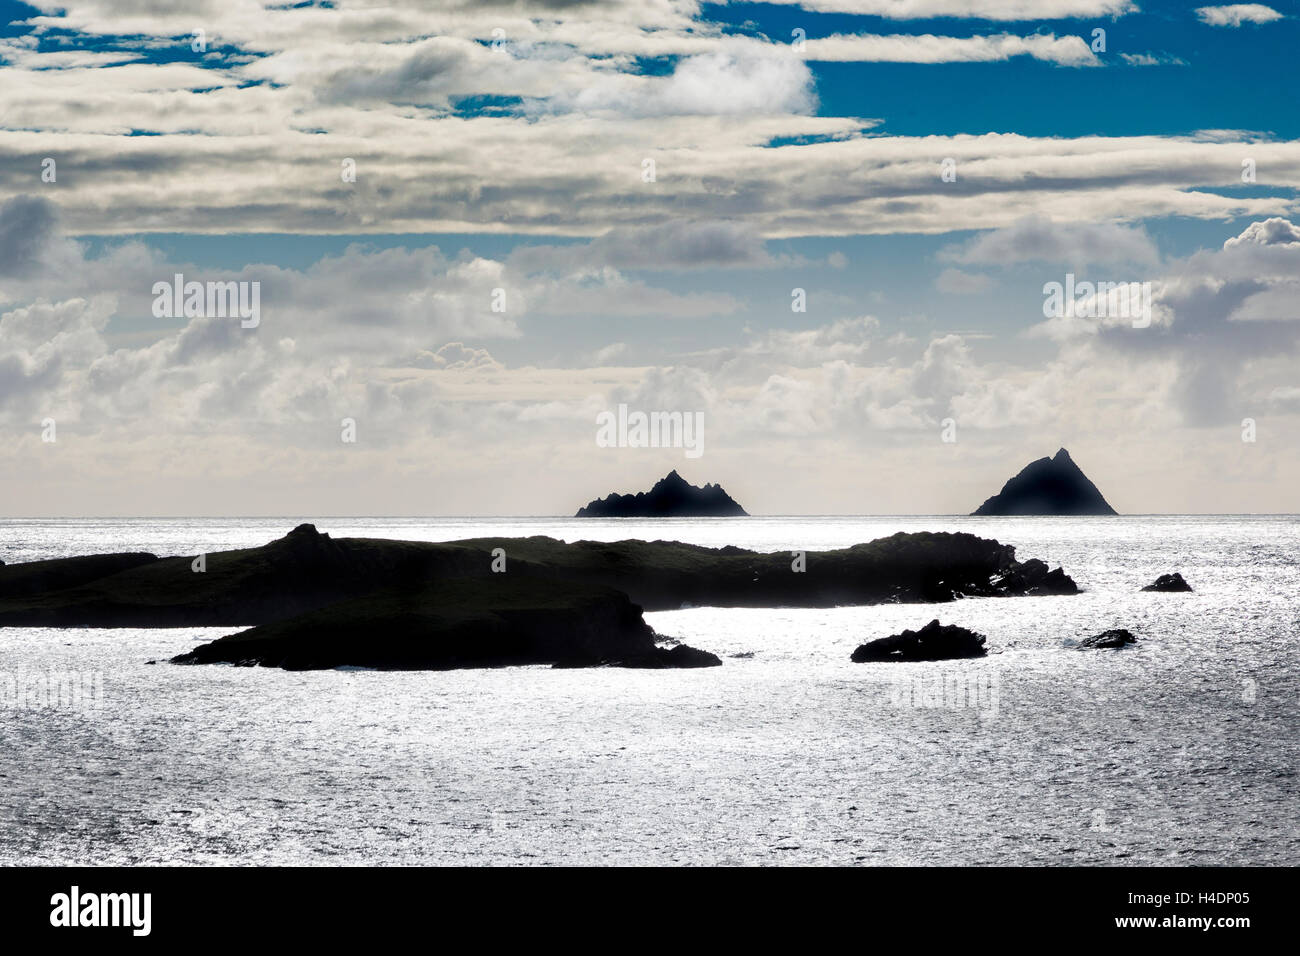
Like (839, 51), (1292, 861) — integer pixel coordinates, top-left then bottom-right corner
(576, 469), (747, 518)
(972, 448), (1117, 516)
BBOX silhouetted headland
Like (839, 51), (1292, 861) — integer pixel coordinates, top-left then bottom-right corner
(972, 448), (1117, 516)
(0, 523), (1078, 670)
(576, 470), (747, 517)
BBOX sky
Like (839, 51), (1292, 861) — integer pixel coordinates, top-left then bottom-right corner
(0, 0), (1297, 516)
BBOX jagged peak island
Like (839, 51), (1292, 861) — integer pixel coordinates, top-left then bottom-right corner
(972, 448), (1117, 516)
(576, 470), (747, 518)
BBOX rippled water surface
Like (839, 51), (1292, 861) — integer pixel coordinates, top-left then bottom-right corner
(1, 515), (1296, 865)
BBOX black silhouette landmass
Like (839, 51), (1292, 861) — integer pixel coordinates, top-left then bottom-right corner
(576, 470), (747, 517)
(0, 523), (1078, 670)
(850, 619), (988, 662)
(972, 448), (1117, 516)
(172, 576), (721, 671)
(0, 551), (158, 599)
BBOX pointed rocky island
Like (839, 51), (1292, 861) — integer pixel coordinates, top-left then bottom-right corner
(576, 470), (747, 518)
(972, 448), (1117, 516)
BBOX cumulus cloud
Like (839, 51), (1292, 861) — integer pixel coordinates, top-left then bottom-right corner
(743, 316), (880, 365)
(1017, 219), (1300, 429)
(0, 195), (769, 495)
(406, 342), (503, 371)
(1223, 217), (1300, 248)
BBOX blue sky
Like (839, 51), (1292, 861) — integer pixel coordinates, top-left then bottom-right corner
(0, 0), (1297, 514)
(717, 1), (1300, 137)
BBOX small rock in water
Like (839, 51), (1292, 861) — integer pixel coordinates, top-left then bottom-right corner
(1142, 572), (1192, 592)
(850, 619), (987, 662)
(1078, 628), (1137, 649)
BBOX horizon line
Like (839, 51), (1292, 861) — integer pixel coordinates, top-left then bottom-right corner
(3, 513), (1299, 521)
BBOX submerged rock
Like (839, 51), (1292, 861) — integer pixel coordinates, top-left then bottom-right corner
(1142, 572), (1191, 592)
(576, 469), (747, 518)
(972, 448), (1117, 516)
(850, 619), (988, 662)
(1078, 628), (1138, 649)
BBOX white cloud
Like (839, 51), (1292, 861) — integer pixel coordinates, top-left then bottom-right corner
(1223, 217), (1300, 248)
(1119, 52), (1187, 66)
(0, 2), (1297, 514)
(942, 216), (1162, 268)
(1021, 219), (1300, 429)
(542, 39), (817, 117)
(1, 4), (1295, 238)
(804, 32), (1098, 67)
(763, 1), (1136, 19)
(1195, 5), (1283, 27)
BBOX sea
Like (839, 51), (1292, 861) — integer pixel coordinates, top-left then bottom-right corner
(0, 515), (1296, 866)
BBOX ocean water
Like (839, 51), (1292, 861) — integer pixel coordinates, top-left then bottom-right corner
(0, 515), (1296, 866)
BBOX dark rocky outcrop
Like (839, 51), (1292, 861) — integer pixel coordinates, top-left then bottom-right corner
(1078, 628), (1137, 649)
(850, 619), (987, 662)
(554, 642), (722, 670)
(972, 448), (1117, 516)
(170, 576), (717, 671)
(1142, 572), (1191, 592)
(986, 558), (1077, 598)
(0, 525), (1079, 630)
(577, 470), (747, 517)
(617, 643), (722, 669)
